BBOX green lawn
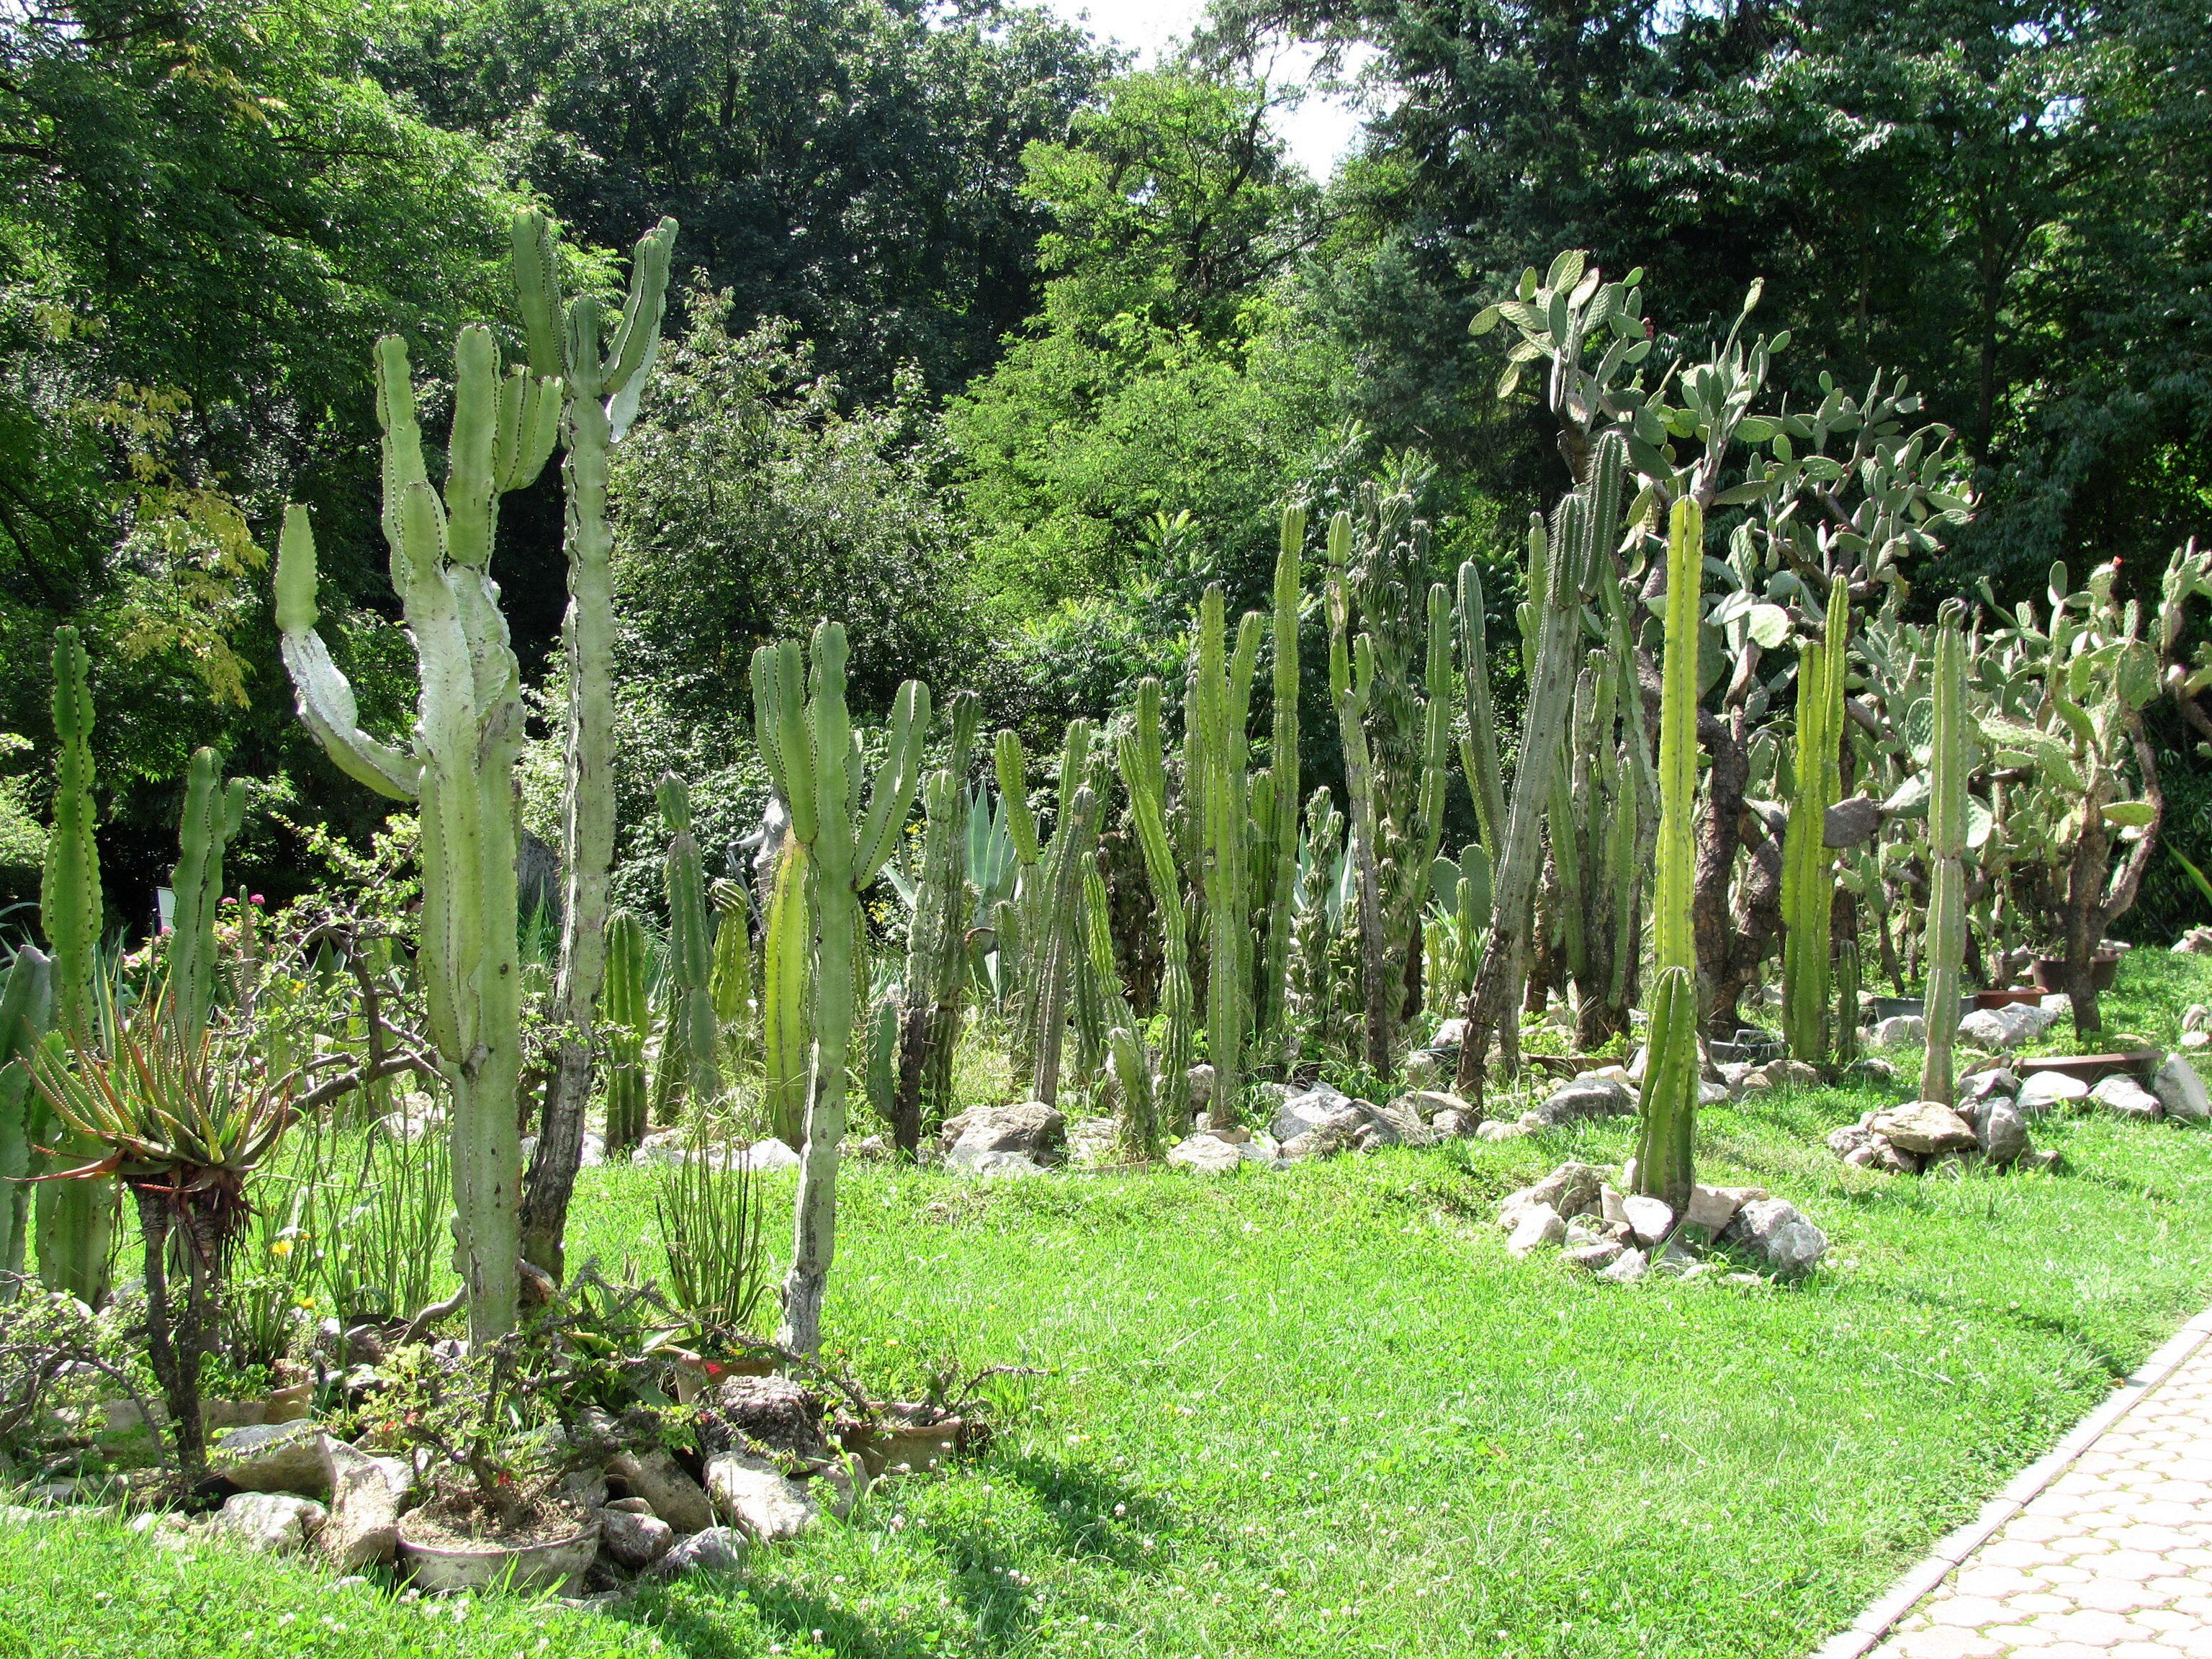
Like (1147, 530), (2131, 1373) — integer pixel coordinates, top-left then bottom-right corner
(7, 960), (2212, 1659)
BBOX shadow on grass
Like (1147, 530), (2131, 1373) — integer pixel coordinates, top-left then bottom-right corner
(617, 1452), (1197, 1659)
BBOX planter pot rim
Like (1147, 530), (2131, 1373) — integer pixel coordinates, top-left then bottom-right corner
(397, 1513), (599, 1593)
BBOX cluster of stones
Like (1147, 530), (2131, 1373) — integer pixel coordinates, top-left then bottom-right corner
(1494, 1160), (1828, 1283)
(82, 1372), (888, 1597)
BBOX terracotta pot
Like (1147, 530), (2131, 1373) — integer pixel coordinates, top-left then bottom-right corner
(397, 1514), (600, 1595)
(668, 1349), (778, 1404)
(2031, 953), (2120, 994)
(1973, 989), (2044, 1011)
(839, 1416), (962, 1479)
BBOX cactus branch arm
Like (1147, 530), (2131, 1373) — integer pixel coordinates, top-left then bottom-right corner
(273, 507), (422, 800)
(854, 680), (932, 887)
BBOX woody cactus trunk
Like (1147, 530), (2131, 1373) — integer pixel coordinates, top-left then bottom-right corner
(274, 317), (560, 1341)
(516, 210), (678, 1277)
(751, 625), (927, 1357)
(1633, 498), (1707, 1213)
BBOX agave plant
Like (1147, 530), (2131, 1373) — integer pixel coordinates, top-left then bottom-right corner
(32, 976), (293, 1485)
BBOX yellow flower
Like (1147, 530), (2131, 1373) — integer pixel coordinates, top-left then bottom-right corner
(269, 1238), (293, 1258)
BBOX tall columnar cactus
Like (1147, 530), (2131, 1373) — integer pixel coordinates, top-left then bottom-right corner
(1455, 434), (1624, 1095)
(514, 210), (677, 1274)
(1288, 786), (1345, 1057)
(1456, 561), (1509, 860)
(601, 909), (650, 1153)
(1194, 587), (1262, 1126)
(656, 774), (722, 1118)
(0, 945), (53, 1291)
(1633, 498), (1706, 1213)
(1326, 515), (1393, 1080)
(1030, 781), (1101, 1107)
(1920, 602), (1971, 1105)
(893, 692), (981, 1154)
(1781, 580), (1851, 1064)
(750, 624), (927, 1356)
(708, 876), (753, 1072)
(1118, 678), (1195, 1136)
(1258, 505), (1305, 1043)
(993, 730), (1040, 1068)
(167, 747), (246, 1042)
(275, 316), (559, 1341)
(1547, 616), (1646, 1046)
(36, 626), (112, 1305)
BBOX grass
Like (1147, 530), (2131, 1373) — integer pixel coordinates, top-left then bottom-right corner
(6, 956), (2212, 1659)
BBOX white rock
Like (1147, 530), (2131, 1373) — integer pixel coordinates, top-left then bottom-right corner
(2182, 1031), (2211, 1052)
(2088, 1074), (2163, 1120)
(939, 1101), (1066, 1161)
(2017, 1071), (2090, 1115)
(608, 1448), (715, 1534)
(1597, 1247), (1648, 1284)
(1682, 1184), (1750, 1233)
(1871, 1015), (1926, 1047)
(947, 1147), (1045, 1177)
(1622, 1195), (1675, 1249)
(1506, 1203), (1565, 1258)
(1869, 1100), (1979, 1155)
(1532, 1078), (1635, 1127)
(739, 1138), (804, 1172)
(1567, 1238), (1626, 1270)
(319, 1442), (409, 1570)
(1166, 1134), (1244, 1175)
(1269, 1084), (1358, 1143)
(1977, 1101), (2030, 1169)
(216, 1491), (325, 1555)
(1725, 1198), (1827, 1277)
(650, 1526), (750, 1577)
(1475, 1119), (1530, 1142)
(209, 1420), (329, 1495)
(1698, 1080), (1731, 1105)
(1961, 1069), (2020, 1103)
(595, 1503), (675, 1570)
(704, 1451), (819, 1544)
(2154, 1055), (2210, 1123)
(2182, 1004), (2211, 1035)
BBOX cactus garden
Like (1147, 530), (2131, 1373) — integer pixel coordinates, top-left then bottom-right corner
(4, 1), (2212, 1655)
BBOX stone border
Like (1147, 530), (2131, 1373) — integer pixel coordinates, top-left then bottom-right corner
(1806, 1297), (2212, 1659)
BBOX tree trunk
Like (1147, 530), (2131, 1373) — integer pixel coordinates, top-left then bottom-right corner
(134, 1187), (204, 1489)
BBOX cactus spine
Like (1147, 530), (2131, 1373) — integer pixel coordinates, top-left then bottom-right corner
(0, 946), (53, 1290)
(36, 626), (113, 1305)
(1633, 498), (1705, 1213)
(167, 747), (246, 1042)
(1118, 678), (1194, 1137)
(1255, 506), (1305, 1048)
(1920, 601), (1971, 1105)
(274, 310), (560, 1340)
(751, 624), (927, 1355)
(1781, 579), (1850, 1064)
(601, 910), (650, 1152)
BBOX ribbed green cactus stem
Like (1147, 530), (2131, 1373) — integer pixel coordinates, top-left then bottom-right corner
(517, 209), (676, 1277)
(1117, 678), (1192, 1133)
(36, 625), (112, 1306)
(751, 625), (928, 1355)
(1456, 561), (1509, 862)
(1454, 433), (1623, 1098)
(1834, 935), (1863, 1066)
(657, 773), (722, 1116)
(0, 945), (53, 1291)
(274, 314), (559, 1340)
(1030, 782), (1100, 1108)
(1259, 504), (1304, 1043)
(761, 833), (813, 1149)
(1107, 1026), (1157, 1160)
(1290, 786), (1344, 1056)
(167, 747), (246, 1042)
(1632, 495), (1705, 1210)
(1920, 601), (1970, 1105)
(1782, 578), (1850, 1064)
(891, 691), (978, 1154)
(1327, 514), (1393, 1082)
(707, 878), (752, 1069)
(601, 909), (650, 1153)
(994, 730), (1040, 1070)
(1196, 588), (1262, 1127)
